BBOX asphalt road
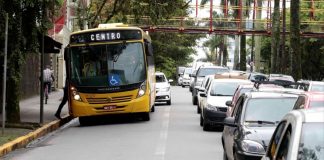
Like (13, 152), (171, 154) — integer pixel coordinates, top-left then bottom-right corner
(4, 86), (224, 160)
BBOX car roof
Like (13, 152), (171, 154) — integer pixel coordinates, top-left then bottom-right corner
(269, 74), (295, 82)
(287, 108), (324, 123)
(155, 72), (165, 76)
(212, 79), (251, 83)
(198, 65), (228, 69)
(256, 87), (304, 94)
(245, 91), (299, 99)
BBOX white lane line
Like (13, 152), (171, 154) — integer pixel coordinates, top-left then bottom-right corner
(155, 106), (171, 160)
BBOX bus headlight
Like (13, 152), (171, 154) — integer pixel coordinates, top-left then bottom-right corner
(71, 86), (82, 102)
(137, 81), (146, 98)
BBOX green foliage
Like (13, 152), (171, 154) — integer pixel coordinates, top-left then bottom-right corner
(151, 32), (202, 81)
(0, 0), (58, 123)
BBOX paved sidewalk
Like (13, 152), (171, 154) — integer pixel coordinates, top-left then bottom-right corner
(17, 89), (69, 123)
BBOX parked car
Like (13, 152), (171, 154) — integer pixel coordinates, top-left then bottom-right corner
(293, 92), (324, 109)
(222, 91), (299, 160)
(262, 108), (324, 160)
(155, 72), (173, 105)
(181, 67), (193, 87)
(195, 75), (214, 114)
(268, 74), (295, 88)
(189, 69), (197, 92)
(199, 78), (251, 131)
(296, 80), (324, 92)
(248, 72), (268, 82)
(191, 66), (229, 105)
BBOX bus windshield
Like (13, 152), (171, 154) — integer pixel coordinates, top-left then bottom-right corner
(70, 42), (146, 87)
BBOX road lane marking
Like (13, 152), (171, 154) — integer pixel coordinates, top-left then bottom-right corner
(155, 106), (171, 160)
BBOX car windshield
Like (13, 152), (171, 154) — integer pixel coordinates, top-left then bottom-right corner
(156, 74), (167, 83)
(310, 84), (324, 92)
(244, 98), (297, 123)
(197, 68), (229, 77)
(298, 122), (324, 160)
(184, 68), (192, 74)
(210, 82), (242, 96)
(70, 42), (146, 87)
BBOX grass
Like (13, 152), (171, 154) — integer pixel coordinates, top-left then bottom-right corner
(0, 128), (33, 145)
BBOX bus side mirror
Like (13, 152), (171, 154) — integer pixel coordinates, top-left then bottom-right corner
(145, 42), (153, 56)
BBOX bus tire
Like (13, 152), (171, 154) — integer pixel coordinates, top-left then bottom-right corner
(79, 117), (91, 126)
(142, 112), (150, 121)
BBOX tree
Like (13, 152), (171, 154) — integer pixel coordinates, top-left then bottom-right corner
(0, 0), (58, 123)
(271, 0), (280, 73)
(290, 0), (302, 80)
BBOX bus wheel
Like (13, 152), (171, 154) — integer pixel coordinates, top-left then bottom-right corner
(79, 117), (91, 126)
(142, 112), (150, 121)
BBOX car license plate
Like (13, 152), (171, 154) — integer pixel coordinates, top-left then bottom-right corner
(103, 105), (116, 110)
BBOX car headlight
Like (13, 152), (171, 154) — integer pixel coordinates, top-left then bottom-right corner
(206, 104), (218, 111)
(160, 87), (170, 92)
(241, 140), (265, 154)
(71, 86), (83, 102)
(137, 81), (146, 98)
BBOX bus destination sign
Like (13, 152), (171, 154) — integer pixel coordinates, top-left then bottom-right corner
(70, 30), (142, 44)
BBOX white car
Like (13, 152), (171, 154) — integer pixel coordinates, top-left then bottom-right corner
(155, 72), (172, 105)
(200, 78), (251, 130)
(262, 108), (324, 160)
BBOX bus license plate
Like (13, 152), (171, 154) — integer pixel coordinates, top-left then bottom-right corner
(103, 105), (116, 110)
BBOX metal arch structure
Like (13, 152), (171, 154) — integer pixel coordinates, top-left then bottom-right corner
(127, 0), (324, 38)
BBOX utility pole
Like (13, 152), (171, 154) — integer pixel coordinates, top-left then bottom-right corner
(2, 13), (8, 135)
(40, 0), (45, 124)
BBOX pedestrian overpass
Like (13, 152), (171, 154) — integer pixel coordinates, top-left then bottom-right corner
(127, 0), (324, 38)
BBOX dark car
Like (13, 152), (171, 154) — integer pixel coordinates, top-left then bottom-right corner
(191, 66), (229, 105)
(222, 91), (299, 160)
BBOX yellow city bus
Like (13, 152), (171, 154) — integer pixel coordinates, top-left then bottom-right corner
(64, 23), (155, 124)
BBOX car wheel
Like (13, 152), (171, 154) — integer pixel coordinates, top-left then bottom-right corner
(223, 151), (228, 160)
(200, 114), (203, 126)
(192, 96), (197, 105)
(203, 120), (210, 131)
(182, 85), (185, 88)
(233, 151), (239, 160)
(151, 105), (155, 112)
(197, 105), (201, 114)
(167, 99), (171, 105)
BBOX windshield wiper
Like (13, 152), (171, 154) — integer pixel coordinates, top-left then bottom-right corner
(245, 120), (276, 125)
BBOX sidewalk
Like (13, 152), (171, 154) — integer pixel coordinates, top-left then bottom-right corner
(18, 89), (69, 123)
(0, 89), (71, 157)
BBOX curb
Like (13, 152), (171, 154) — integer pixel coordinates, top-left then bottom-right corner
(0, 115), (73, 157)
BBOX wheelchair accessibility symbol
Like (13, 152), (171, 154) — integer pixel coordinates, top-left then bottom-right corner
(109, 74), (121, 86)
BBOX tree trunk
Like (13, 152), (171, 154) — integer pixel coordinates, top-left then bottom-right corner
(240, 35), (247, 71)
(234, 35), (240, 70)
(271, 0), (280, 73)
(290, 0), (302, 80)
(222, 36), (228, 66)
(254, 0), (262, 72)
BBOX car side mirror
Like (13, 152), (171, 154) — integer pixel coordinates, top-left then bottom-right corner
(223, 117), (237, 127)
(145, 41), (153, 56)
(200, 92), (207, 97)
(226, 101), (232, 107)
(169, 79), (174, 83)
